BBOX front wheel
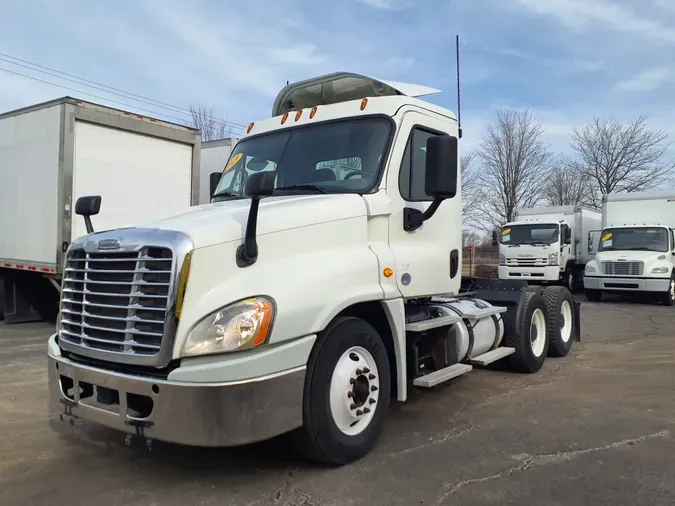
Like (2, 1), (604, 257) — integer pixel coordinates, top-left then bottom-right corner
(661, 276), (675, 307)
(585, 289), (602, 302)
(562, 269), (575, 293)
(295, 316), (391, 466)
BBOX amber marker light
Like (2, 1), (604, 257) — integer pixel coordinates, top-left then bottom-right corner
(383, 267), (393, 278)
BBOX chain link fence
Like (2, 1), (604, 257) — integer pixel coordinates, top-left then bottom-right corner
(462, 245), (499, 278)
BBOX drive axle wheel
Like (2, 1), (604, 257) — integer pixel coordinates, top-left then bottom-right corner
(295, 316), (390, 466)
(543, 286), (575, 357)
(505, 291), (549, 373)
(661, 275), (675, 307)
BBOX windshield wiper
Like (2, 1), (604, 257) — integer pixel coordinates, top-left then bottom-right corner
(211, 190), (242, 200)
(275, 184), (328, 194)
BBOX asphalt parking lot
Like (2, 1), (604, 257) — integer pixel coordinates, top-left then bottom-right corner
(1, 295), (674, 506)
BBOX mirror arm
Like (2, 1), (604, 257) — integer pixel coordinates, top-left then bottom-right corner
(403, 197), (444, 232)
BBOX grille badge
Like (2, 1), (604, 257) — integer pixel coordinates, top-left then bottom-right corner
(97, 239), (121, 250)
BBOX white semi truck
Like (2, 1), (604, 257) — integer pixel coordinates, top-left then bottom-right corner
(199, 138), (239, 205)
(496, 206), (602, 292)
(47, 72), (581, 466)
(0, 97), (223, 323)
(583, 191), (675, 305)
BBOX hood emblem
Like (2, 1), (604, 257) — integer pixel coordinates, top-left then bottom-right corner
(97, 239), (121, 250)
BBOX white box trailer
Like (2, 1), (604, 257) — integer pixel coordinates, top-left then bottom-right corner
(0, 97), (203, 323)
(496, 205), (602, 291)
(198, 137), (239, 205)
(584, 191), (675, 305)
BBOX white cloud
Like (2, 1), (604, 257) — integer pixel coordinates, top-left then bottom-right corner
(613, 68), (673, 93)
(514, 0), (675, 43)
(356, 0), (409, 10)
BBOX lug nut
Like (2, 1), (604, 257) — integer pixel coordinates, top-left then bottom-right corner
(363, 368), (370, 374)
(347, 391), (354, 398)
(350, 403), (356, 410)
(368, 374), (376, 380)
(356, 409), (363, 416)
(369, 398), (376, 405)
(371, 385), (378, 392)
(350, 378), (356, 384)
(356, 368), (363, 375)
(363, 407), (371, 414)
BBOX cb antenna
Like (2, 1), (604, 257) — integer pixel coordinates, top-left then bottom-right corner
(456, 34), (462, 139)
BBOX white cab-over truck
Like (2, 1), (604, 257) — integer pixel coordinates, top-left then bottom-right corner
(584, 191), (675, 305)
(48, 72), (581, 466)
(495, 206), (602, 292)
(0, 97), (224, 323)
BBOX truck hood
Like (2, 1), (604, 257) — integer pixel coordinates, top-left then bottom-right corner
(135, 194), (368, 249)
(595, 250), (669, 263)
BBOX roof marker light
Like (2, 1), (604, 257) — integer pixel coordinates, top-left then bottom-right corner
(247, 122), (255, 133)
(310, 106), (318, 119)
(295, 110), (302, 121)
(360, 98), (368, 111)
(281, 113), (289, 124)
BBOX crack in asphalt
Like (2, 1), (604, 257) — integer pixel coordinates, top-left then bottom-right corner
(435, 430), (670, 504)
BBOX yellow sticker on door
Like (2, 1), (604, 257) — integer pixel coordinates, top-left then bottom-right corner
(223, 153), (243, 173)
(502, 228), (511, 235)
(601, 233), (612, 241)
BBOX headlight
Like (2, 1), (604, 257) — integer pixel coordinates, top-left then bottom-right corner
(585, 265), (596, 273)
(548, 252), (558, 265)
(651, 266), (670, 274)
(181, 297), (275, 358)
(499, 253), (506, 266)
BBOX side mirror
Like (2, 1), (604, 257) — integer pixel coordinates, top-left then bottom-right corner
(237, 172), (276, 268)
(209, 172), (222, 198)
(243, 171), (275, 198)
(75, 195), (102, 234)
(564, 225), (572, 243)
(492, 229), (499, 247)
(403, 135), (458, 232)
(425, 135), (458, 198)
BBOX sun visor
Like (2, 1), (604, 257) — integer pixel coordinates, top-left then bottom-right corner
(272, 72), (441, 117)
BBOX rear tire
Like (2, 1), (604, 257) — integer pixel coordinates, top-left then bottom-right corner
(562, 268), (575, 293)
(543, 286), (575, 357)
(661, 275), (675, 307)
(505, 291), (549, 373)
(585, 289), (602, 302)
(295, 316), (391, 466)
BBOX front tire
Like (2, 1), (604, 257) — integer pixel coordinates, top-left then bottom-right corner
(585, 289), (602, 302)
(505, 291), (550, 373)
(661, 275), (675, 307)
(296, 316), (391, 466)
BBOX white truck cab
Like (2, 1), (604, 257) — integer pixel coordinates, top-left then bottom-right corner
(584, 191), (675, 305)
(47, 72), (580, 466)
(496, 206), (601, 292)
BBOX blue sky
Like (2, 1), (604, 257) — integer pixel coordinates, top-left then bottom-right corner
(2, 0), (674, 155)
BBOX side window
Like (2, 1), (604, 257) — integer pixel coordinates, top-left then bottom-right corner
(399, 128), (439, 201)
(670, 229), (674, 250)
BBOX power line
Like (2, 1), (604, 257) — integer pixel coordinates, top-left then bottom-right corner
(0, 66), (244, 134)
(0, 52), (246, 130)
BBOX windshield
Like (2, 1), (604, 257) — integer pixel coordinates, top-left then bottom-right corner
(598, 227), (669, 252)
(500, 224), (560, 245)
(211, 117), (391, 200)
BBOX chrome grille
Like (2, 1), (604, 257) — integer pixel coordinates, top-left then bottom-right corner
(59, 247), (173, 357)
(602, 260), (644, 276)
(506, 258), (547, 267)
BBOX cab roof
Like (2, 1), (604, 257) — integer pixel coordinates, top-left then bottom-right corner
(272, 71), (442, 117)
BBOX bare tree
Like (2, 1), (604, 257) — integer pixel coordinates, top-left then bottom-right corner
(185, 104), (232, 141)
(544, 163), (588, 207)
(567, 114), (674, 206)
(461, 151), (480, 225)
(474, 109), (553, 231)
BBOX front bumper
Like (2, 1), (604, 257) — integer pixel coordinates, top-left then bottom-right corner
(583, 275), (670, 292)
(48, 341), (306, 447)
(498, 265), (561, 281)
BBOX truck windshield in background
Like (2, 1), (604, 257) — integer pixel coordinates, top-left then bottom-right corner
(500, 224), (559, 245)
(211, 117), (391, 201)
(598, 227), (669, 252)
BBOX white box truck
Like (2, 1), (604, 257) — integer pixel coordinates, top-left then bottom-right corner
(495, 205), (602, 292)
(0, 97), (204, 323)
(47, 72), (581, 466)
(583, 191), (675, 305)
(199, 138), (239, 205)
